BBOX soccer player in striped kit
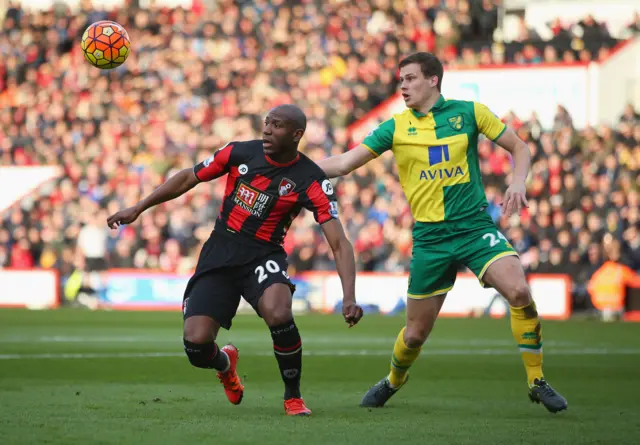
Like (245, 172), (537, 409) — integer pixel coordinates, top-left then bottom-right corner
(107, 104), (364, 416)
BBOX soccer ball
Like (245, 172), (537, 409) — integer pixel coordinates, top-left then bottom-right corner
(81, 21), (131, 69)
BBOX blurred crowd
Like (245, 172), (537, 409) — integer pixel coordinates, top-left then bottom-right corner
(0, 1), (639, 309)
(480, 105), (639, 309)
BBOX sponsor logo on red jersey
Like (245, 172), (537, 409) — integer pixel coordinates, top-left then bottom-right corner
(233, 181), (274, 218)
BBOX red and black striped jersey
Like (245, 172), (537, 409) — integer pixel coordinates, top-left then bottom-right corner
(193, 140), (339, 247)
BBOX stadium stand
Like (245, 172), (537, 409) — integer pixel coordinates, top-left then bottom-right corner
(0, 1), (638, 312)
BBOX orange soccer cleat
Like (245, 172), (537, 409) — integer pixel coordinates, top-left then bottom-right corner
(216, 344), (244, 405)
(284, 398), (312, 416)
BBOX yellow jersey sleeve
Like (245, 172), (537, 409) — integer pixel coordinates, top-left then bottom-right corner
(474, 102), (506, 142)
(361, 118), (395, 157)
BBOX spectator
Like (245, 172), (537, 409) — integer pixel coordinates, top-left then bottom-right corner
(514, 16), (540, 43)
(77, 212), (108, 273)
(475, 0), (499, 40)
(10, 238), (34, 268)
(578, 14), (610, 40)
(620, 103), (640, 125)
(588, 238), (640, 321)
(622, 225), (640, 271)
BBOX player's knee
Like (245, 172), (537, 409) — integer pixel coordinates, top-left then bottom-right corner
(183, 324), (211, 345)
(506, 281), (531, 307)
(404, 326), (430, 348)
(259, 284), (294, 326)
(263, 306), (293, 326)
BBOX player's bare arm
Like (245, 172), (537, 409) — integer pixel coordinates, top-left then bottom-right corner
(317, 145), (377, 178)
(495, 129), (531, 218)
(320, 218), (363, 327)
(107, 168), (199, 229)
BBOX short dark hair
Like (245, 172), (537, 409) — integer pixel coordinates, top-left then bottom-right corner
(399, 52), (444, 91)
(272, 104), (307, 131)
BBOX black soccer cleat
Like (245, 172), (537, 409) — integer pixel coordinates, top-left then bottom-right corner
(528, 378), (568, 413)
(360, 376), (408, 408)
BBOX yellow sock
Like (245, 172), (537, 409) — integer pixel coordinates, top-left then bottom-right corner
(388, 327), (422, 388)
(510, 302), (544, 386)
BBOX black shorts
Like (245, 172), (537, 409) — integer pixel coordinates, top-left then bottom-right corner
(182, 232), (295, 330)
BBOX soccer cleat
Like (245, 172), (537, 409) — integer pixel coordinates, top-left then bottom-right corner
(216, 344), (244, 405)
(528, 378), (567, 413)
(360, 375), (408, 408)
(284, 398), (312, 416)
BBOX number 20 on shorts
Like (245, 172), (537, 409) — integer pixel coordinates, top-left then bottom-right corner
(255, 260), (289, 284)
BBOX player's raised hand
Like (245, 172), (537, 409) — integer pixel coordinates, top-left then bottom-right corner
(342, 301), (364, 328)
(107, 206), (141, 229)
(501, 182), (528, 218)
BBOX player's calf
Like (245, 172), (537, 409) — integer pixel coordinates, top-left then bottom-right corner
(182, 316), (244, 405)
(268, 317), (309, 415)
(269, 319), (303, 400)
(482, 256), (568, 413)
(270, 320), (310, 416)
(388, 296), (442, 387)
(183, 338), (244, 405)
(260, 284), (305, 402)
(183, 315), (229, 371)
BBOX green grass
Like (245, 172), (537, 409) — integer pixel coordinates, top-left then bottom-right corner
(1, 309), (639, 444)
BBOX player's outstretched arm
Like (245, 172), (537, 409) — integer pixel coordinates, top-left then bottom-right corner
(495, 129), (531, 217)
(317, 145), (377, 179)
(475, 102), (530, 217)
(321, 219), (364, 327)
(107, 168), (199, 229)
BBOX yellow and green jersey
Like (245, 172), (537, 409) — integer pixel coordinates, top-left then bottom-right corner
(362, 95), (506, 223)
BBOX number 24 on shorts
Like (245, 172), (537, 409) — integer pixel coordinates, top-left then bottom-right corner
(483, 231), (509, 247)
(255, 259), (289, 284)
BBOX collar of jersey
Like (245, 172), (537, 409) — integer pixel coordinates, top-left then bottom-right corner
(410, 94), (445, 118)
(265, 152), (300, 167)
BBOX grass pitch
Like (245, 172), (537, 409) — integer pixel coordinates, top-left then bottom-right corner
(1, 309), (639, 444)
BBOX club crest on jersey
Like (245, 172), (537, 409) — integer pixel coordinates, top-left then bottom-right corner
(278, 178), (296, 196)
(238, 164), (249, 175)
(448, 115), (464, 131)
(233, 181), (275, 219)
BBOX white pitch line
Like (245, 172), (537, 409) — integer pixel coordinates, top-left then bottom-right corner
(0, 352), (184, 360)
(0, 336), (157, 343)
(0, 336), (579, 347)
(1, 348), (640, 360)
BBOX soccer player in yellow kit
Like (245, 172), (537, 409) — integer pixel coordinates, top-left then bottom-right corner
(318, 52), (567, 413)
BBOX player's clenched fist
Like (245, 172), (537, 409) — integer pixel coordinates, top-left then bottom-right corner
(107, 206), (141, 229)
(342, 301), (364, 327)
